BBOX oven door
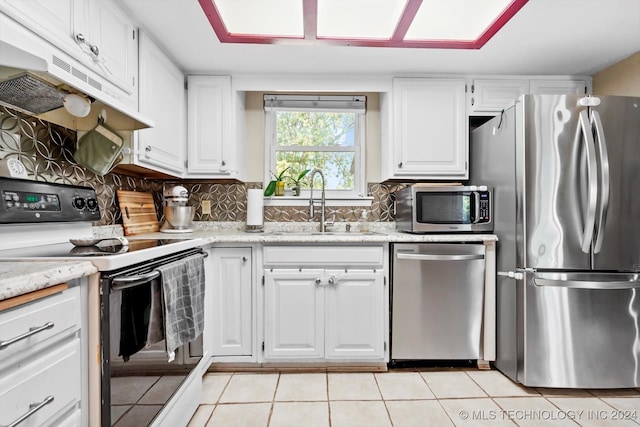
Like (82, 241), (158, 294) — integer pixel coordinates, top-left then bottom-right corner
(100, 249), (205, 427)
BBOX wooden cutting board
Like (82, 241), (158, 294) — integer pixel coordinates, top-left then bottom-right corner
(116, 190), (160, 235)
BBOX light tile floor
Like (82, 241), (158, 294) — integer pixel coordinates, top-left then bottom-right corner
(187, 369), (640, 427)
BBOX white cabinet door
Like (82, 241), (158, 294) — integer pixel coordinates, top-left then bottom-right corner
(264, 269), (324, 359)
(187, 75), (236, 177)
(391, 78), (468, 179)
(209, 248), (253, 357)
(136, 31), (185, 176)
(529, 79), (587, 95)
(468, 79), (529, 113)
(85, 0), (137, 96)
(0, 0), (85, 62)
(325, 269), (385, 360)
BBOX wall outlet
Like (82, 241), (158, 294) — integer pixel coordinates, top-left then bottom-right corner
(201, 200), (211, 215)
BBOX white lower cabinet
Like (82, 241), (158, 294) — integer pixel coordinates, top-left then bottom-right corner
(209, 247), (253, 357)
(262, 245), (387, 362)
(0, 284), (85, 427)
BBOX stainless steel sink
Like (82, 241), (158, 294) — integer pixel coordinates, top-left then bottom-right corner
(270, 231), (385, 236)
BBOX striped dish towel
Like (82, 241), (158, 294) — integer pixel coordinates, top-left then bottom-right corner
(156, 253), (206, 362)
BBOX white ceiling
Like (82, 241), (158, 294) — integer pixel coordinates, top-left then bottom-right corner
(117, 0), (640, 77)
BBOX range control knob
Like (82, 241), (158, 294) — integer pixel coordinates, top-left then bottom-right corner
(73, 197), (86, 210)
(86, 198), (98, 211)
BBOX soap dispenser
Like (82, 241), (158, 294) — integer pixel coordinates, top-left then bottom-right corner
(358, 210), (369, 233)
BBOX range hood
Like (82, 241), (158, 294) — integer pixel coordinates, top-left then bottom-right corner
(0, 18), (154, 131)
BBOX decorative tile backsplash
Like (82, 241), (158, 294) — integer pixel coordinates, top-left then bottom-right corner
(0, 105), (406, 225)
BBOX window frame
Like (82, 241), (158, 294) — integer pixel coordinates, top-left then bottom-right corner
(263, 94), (367, 202)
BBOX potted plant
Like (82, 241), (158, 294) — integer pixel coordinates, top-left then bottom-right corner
(288, 169), (310, 196)
(264, 166), (290, 196)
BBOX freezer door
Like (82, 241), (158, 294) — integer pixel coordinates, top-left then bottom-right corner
(590, 96), (640, 271)
(519, 95), (593, 270)
(518, 271), (640, 388)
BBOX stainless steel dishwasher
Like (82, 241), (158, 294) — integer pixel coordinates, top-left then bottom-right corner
(391, 243), (486, 362)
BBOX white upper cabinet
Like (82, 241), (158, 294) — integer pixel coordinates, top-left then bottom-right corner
(468, 77), (590, 114)
(133, 31), (185, 176)
(468, 79), (529, 114)
(187, 75), (243, 179)
(385, 78), (468, 180)
(0, 0), (85, 57)
(529, 79), (588, 95)
(0, 0), (138, 103)
(84, 0), (138, 97)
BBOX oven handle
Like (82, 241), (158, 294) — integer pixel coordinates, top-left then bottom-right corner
(111, 270), (161, 291)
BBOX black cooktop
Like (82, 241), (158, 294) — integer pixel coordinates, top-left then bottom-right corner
(0, 239), (188, 258)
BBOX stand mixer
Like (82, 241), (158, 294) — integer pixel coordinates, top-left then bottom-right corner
(161, 185), (194, 233)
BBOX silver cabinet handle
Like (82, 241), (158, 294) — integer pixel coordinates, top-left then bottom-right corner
(111, 271), (161, 291)
(0, 322), (55, 350)
(398, 162), (403, 168)
(328, 276), (336, 285)
(75, 33), (99, 57)
(7, 395), (54, 427)
(145, 145), (152, 152)
(242, 256), (248, 262)
(396, 252), (484, 261)
(315, 278), (322, 285)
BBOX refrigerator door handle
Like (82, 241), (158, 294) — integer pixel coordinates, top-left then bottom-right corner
(577, 110), (598, 253)
(591, 110), (610, 254)
(534, 277), (640, 290)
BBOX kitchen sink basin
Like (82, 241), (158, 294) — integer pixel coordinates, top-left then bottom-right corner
(270, 231), (385, 236)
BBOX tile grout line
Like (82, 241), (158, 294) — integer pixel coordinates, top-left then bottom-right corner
(265, 372), (280, 427)
(372, 372), (395, 427)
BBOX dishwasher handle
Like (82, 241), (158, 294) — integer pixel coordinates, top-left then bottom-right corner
(396, 251), (484, 261)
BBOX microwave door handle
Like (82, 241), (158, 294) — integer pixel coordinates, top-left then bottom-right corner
(473, 192), (480, 223)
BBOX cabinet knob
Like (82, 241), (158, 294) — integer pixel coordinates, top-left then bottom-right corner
(145, 146), (152, 152)
(328, 276), (336, 285)
(75, 33), (85, 43)
(398, 162), (403, 168)
(315, 278), (322, 285)
(242, 256), (247, 262)
(90, 44), (100, 56)
(221, 160), (226, 166)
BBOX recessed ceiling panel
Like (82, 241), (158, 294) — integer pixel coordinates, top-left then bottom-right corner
(213, 0), (304, 37)
(406, 0), (512, 40)
(317, 0), (407, 39)
(200, 0), (528, 48)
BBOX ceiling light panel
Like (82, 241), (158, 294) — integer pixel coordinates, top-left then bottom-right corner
(405, 0), (512, 41)
(317, 0), (408, 39)
(213, 0), (304, 37)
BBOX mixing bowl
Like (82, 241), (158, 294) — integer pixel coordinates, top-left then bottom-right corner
(164, 206), (194, 229)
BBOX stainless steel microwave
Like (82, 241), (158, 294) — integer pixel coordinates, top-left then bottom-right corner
(395, 185), (493, 233)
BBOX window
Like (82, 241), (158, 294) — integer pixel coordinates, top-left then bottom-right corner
(264, 94), (366, 201)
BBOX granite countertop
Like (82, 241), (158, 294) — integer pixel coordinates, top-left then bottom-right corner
(1, 222), (497, 303)
(0, 261), (98, 301)
(135, 221), (498, 245)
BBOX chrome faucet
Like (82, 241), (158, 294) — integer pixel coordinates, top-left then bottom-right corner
(309, 168), (334, 233)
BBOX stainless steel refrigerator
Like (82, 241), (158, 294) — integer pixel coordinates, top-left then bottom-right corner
(470, 94), (640, 388)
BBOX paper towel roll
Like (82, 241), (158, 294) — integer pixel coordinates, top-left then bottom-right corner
(246, 189), (264, 226)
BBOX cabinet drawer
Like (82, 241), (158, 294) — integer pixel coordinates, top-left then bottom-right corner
(0, 286), (80, 361)
(0, 338), (81, 427)
(263, 246), (384, 267)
